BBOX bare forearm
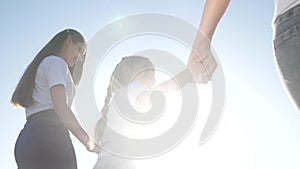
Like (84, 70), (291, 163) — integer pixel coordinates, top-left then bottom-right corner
(56, 106), (89, 146)
(155, 69), (192, 92)
(134, 69), (192, 113)
(199, 0), (230, 40)
(50, 85), (100, 153)
(94, 118), (107, 143)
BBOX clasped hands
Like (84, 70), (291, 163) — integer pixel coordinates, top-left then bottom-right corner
(85, 138), (101, 154)
(187, 32), (217, 84)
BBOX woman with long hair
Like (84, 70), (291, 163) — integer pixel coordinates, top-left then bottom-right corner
(12, 28), (100, 169)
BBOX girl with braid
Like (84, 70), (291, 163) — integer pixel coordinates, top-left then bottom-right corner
(93, 55), (199, 169)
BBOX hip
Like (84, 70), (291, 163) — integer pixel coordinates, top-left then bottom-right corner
(17, 109), (72, 147)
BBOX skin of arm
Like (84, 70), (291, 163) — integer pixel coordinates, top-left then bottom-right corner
(199, 0), (230, 40)
(188, 0), (230, 83)
(135, 68), (193, 111)
(154, 69), (193, 92)
(50, 84), (100, 154)
(94, 117), (107, 144)
(134, 0), (231, 110)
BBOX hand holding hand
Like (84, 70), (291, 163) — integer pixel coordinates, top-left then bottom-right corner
(85, 138), (101, 154)
(187, 31), (217, 84)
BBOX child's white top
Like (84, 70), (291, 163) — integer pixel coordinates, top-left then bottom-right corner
(94, 81), (149, 169)
(98, 81), (149, 154)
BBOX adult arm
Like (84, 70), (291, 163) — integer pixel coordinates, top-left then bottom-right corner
(188, 0), (230, 83)
(199, 0), (230, 40)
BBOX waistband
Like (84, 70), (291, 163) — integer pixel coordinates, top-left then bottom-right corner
(26, 109), (56, 121)
(275, 3), (300, 25)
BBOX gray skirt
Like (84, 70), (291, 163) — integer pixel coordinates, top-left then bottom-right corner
(14, 109), (77, 169)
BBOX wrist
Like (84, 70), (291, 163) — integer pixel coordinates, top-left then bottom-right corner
(82, 135), (91, 148)
(198, 29), (212, 42)
(183, 68), (195, 84)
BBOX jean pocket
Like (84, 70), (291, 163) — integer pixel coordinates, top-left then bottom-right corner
(274, 23), (300, 48)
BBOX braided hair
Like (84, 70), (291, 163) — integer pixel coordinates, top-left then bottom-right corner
(94, 56), (153, 142)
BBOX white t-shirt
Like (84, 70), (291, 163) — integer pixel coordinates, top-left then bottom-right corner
(274, 0), (300, 20)
(94, 81), (149, 169)
(95, 81), (149, 161)
(25, 55), (75, 117)
(94, 81), (182, 169)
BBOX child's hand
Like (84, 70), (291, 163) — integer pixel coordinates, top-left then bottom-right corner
(86, 139), (101, 154)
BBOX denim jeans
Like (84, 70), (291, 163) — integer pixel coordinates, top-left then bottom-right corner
(273, 4), (300, 112)
(14, 109), (77, 169)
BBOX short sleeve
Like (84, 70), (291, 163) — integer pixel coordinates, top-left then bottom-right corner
(45, 57), (68, 89)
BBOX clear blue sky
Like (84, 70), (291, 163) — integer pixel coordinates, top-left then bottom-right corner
(2, 0), (300, 169)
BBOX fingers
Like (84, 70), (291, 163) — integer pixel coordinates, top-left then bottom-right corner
(187, 30), (217, 84)
(187, 44), (217, 84)
(92, 144), (101, 154)
(188, 54), (217, 84)
(197, 72), (210, 84)
(189, 49), (210, 63)
(86, 139), (101, 154)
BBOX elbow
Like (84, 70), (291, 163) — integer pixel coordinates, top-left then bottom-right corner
(53, 104), (71, 125)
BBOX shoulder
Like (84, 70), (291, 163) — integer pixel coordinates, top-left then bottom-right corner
(43, 55), (67, 66)
(41, 55), (68, 71)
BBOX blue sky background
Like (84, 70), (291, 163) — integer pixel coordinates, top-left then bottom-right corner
(2, 0), (300, 169)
